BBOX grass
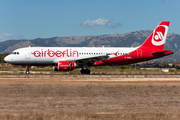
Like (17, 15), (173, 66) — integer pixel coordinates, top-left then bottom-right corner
(13, 68), (19, 74)
(0, 63), (180, 75)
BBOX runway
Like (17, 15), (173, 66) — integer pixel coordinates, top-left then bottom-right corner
(0, 74), (180, 82)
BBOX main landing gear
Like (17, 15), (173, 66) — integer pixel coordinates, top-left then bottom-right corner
(80, 68), (90, 74)
(26, 66), (30, 74)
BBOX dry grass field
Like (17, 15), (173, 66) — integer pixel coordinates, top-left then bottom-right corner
(0, 75), (180, 120)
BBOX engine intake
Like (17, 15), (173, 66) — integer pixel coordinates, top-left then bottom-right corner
(53, 61), (76, 71)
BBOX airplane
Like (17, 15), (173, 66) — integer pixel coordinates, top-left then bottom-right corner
(4, 21), (173, 74)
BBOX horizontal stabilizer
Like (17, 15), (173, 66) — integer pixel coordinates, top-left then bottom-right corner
(151, 50), (173, 55)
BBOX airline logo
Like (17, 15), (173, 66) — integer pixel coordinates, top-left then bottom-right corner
(113, 51), (119, 56)
(154, 32), (164, 41)
(152, 25), (168, 46)
(33, 49), (79, 57)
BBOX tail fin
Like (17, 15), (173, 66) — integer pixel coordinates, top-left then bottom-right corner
(140, 21), (170, 49)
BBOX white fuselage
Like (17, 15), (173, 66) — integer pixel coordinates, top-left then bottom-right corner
(5, 46), (138, 65)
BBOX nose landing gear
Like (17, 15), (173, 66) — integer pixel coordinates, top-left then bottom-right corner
(26, 66), (30, 74)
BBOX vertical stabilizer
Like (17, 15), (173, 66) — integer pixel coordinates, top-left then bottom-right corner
(140, 21), (170, 49)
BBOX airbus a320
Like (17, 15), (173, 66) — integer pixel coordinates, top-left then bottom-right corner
(4, 21), (173, 74)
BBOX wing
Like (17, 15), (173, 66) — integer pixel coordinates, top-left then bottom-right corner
(76, 54), (110, 65)
(53, 54), (110, 66)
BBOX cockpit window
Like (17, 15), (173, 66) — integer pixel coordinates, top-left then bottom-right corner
(11, 52), (19, 55)
(12, 52), (16, 55)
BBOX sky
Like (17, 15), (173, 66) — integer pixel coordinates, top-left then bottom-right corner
(0, 0), (179, 41)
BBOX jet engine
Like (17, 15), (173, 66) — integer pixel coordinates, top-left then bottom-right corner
(53, 61), (76, 71)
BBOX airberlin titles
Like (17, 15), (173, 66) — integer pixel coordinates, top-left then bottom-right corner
(33, 49), (79, 57)
(33, 49), (120, 58)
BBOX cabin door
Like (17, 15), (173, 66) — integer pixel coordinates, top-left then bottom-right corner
(137, 49), (142, 59)
(25, 48), (31, 59)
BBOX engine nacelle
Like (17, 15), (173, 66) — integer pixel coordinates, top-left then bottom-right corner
(53, 61), (76, 71)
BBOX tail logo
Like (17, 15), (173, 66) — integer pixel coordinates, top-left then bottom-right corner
(152, 25), (168, 46)
(154, 32), (163, 41)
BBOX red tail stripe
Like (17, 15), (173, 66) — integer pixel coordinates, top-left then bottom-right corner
(159, 21), (170, 26)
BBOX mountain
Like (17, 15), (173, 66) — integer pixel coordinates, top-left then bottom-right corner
(0, 30), (180, 62)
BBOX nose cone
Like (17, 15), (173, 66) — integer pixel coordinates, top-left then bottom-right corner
(4, 55), (11, 63)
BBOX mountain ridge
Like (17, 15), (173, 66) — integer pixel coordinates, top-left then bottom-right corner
(0, 30), (180, 62)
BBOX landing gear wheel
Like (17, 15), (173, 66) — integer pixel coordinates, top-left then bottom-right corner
(80, 69), (90, 74)
(26, 66), (30, 74)
(86, 69), (90, 74)
(80, 69), (85, 74)
(26, 71), (29, 74)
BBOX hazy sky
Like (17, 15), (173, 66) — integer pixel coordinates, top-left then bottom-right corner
(0, 0), (179, 41)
